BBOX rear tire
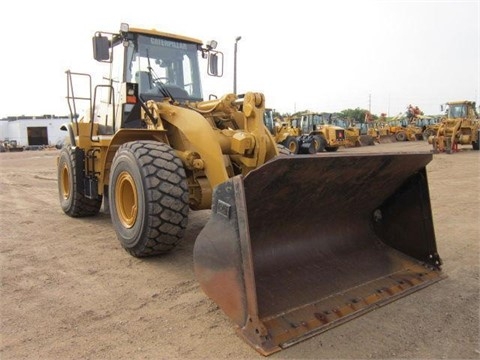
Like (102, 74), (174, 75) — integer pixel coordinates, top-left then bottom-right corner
(395, 131), (407, 142)
(57, 146), (102, 217)
(109, 141), (189, 257)
(299, 140), (316, 154)
(313, 135), (326, 152)
(473, 130), (480, 150)
(282, 136), (299, 154)
(423, 129), (434, 141)
(325, 146), (339, 152)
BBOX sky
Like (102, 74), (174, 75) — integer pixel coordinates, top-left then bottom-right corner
(0, 0), (478, 118)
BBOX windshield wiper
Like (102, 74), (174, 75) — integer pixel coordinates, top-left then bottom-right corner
(146, 49), (175, 103)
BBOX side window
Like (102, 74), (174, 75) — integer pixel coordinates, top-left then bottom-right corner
(111, 43), (125, 124)
(183, 54), (193, 95)
(94, 39), (125, 133)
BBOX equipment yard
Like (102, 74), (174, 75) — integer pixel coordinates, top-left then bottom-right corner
(1, 140), (479, 360)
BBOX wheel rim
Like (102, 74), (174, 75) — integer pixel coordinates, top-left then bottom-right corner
(61, 163), (70, 200)
(115, 171), (138, 228)
(288, 141), (297, 152)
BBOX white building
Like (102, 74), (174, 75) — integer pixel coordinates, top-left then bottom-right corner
(0, 115), (69, 147)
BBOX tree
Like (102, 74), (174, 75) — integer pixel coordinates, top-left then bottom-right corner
(339, 108), (373, 123)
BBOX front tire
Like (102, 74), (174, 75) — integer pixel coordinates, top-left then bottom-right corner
(57, 146), (102, 217)
(109, 141), (189, 257)
(282, 136), (299, 154)
(395, 131), (407, 142)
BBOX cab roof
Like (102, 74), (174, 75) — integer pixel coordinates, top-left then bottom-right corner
(128, 27), (203, 45)
(447, 100), (475, 105)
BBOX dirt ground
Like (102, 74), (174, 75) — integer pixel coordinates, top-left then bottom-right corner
(0, 140), (479, 360)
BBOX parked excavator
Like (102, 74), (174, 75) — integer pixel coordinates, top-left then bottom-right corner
(57, 23), (444, 356)
(429, 100), (480, 153)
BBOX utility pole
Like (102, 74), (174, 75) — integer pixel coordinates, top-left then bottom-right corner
(233, 36), (242, 94)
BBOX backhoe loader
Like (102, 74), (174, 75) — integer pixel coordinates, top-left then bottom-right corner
(57, 23), (444, 356)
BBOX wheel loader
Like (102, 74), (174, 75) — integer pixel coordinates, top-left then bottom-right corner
(296, 112), (346, 152)
(429, 100), (480, 153)
(381, 118), (423, 142)
(334, 119), (375, 147)
(263, 111), (302, 154)
(57, 23), (445, 356)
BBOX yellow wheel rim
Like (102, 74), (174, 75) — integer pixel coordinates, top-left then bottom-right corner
(61, 163), (70, 200)
(115, 171), (138, 228)
(289, 142), (296, 152)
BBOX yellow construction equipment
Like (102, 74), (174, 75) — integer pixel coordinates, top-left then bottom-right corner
(263, 111), (301, 154)
(293, 112), (347, 153)
(331, 119), (375, 147)
(383, 118), (423, 142)
(412, 115), (442, 140)
(57, 23), (445, 356)
(429, 100), (480, 153)
(264, 112), (346, 153)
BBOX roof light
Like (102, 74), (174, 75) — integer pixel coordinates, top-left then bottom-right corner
(206, 40), (217, 50)
(120, 23), (129, 33)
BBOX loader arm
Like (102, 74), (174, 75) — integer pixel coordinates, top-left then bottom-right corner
(146, 100), (230, 188)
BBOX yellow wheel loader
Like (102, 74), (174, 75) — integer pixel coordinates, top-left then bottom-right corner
(263, 111), (301, 154)
(265, 112), (347, 154)
(57, 23), (444, 356)
(296, 112), (346, 152)
(335, 120), (375, 147)
(429, 101), (480, 153)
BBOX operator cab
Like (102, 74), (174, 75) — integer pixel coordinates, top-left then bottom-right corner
(125, 34), (203, 103)
(91, 23), (222, 131)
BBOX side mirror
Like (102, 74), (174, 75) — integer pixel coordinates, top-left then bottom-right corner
(207, 51), (223, 77)
(92, 35), (110, 62)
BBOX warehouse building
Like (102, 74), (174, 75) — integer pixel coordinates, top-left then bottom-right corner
(0, 115), (68, 148)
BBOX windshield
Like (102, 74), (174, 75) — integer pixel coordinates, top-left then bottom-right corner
(311, 114), (323, 126)
(448, 104), (467, 119)
(333, 119), (347, 128)
(263, 109), (275, 134)
(125, 34), (203, 101)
